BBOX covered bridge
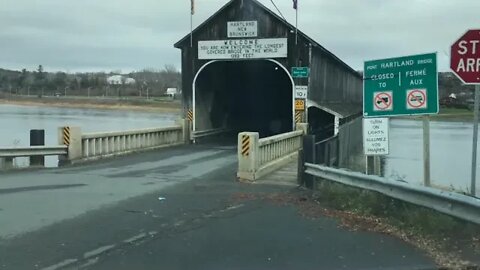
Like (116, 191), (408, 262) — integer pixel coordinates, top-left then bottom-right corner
(175, 0), (363, 140)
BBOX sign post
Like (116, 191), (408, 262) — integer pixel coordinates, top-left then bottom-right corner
(423, 116), (431, 186)
(472, 86), (479, 197)
(364, 53), (438, 184)
(363, 118), (389, 175)
(450, 29), (480, 197)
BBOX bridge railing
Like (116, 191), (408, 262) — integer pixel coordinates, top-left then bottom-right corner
(0, 120), (191, 169)
(303, 163), (480, 225)
(81, 126), (184, 160)
(0, 146), (68, 168)
(237, 124), (307, 181)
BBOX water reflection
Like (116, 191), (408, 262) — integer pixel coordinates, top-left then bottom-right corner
(385, 119), (479, 195)
(0, 104), (178, 167)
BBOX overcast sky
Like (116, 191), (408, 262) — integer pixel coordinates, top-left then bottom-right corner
(0, 0), (478, 73)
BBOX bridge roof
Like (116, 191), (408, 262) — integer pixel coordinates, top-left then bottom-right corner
(174, 0), (359, 76)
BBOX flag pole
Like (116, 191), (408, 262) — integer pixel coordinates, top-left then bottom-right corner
(190, 0), (194, 47)
(295, 6), (298, 45)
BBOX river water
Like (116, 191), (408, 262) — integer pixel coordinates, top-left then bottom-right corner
(1, 104), (478, 194)
(0, 104), (178, 167)
(385, 119), (480, 195)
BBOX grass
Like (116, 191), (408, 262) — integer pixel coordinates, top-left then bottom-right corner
(403, 107), (475, 122)
(313, 180), (480, 252)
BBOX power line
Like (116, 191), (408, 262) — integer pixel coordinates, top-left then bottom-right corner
(269, 0), (287, 21)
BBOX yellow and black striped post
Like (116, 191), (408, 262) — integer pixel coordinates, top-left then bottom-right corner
(62, 127), (71, 146)
(237, 132), (259, 181)
(187, 109), (194, 122)
(241, 135), (250, 157)
(295, 111), (303, 123)
(58, 126), (82, 165)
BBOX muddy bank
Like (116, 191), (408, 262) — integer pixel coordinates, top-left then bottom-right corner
(0, 96), (182, 113)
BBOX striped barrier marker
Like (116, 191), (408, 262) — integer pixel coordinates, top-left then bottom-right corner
(241, 135), (250, 157)
(62, 127), (71, 146)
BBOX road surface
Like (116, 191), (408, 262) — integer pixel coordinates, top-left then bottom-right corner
(0, 145), (435, 269)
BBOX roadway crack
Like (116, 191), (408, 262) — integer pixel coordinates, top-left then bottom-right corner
(42, 203), (255, 270)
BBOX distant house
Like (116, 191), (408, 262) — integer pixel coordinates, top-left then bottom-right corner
(106, 75), (136, 85)
(166, 88), (179, 98)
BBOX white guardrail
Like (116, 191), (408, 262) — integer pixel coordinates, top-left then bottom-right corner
(0, 146), (68, 169)
(81, 126), (184, 159)
(237, 129), (304, 181)
(0, 146), (68, 158)
(305, 163), (480, 225)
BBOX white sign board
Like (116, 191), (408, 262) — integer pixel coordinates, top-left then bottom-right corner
(363, 118), (389, 156)
(198, 38), (288, 60)
(295, 86), (308, 99)
(228, 21), (257, 38)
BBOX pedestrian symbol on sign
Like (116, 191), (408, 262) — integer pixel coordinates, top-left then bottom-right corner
(373, 91), (393, 111)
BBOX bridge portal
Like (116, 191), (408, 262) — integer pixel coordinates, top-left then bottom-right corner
(194, 60), (293, 138)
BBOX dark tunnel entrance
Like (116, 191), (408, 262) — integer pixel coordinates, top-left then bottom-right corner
(194, 60), (293, 139)
(308, 107), (335, 141)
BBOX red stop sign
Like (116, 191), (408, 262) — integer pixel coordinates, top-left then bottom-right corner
(450, 29), (480, 84)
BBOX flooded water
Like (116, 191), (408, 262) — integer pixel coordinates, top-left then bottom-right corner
(385, 119), (480, 195)
(0, 104), (178, 167)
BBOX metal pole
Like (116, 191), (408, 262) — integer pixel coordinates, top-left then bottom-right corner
(190, 7), (193, 48)
(471, 85), (479, 197)
(306, 43), (312, 126)
(423, 116), (431, 187)
(295, 7), (298, 45)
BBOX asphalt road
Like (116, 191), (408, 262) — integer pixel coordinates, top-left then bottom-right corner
(0, 144), (436, 270)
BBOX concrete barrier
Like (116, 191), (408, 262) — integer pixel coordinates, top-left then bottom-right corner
(1, 120), (191, 169)
(79, 126), (184, 161)
(237, 124), (307, 181)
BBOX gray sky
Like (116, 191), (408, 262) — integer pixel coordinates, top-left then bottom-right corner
(0, 0), (478, 73)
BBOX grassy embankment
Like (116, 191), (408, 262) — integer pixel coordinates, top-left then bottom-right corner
(0, 95), (181, 113)
(406, 107), (475, 122)
(312, 179), (480, 268)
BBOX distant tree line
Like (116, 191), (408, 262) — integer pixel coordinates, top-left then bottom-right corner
(0, 65), (181, 98)
(438, 72), (475, 98)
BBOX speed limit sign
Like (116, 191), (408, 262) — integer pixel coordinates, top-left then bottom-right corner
(295, 86), (308, 99)
(295, 99), (305, 111)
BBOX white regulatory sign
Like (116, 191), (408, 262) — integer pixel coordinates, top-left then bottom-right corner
(363, 118), (389, 156)
(228, 21), (257, 38)
(295, 86), (308, 99)
(198, 38), (288, 60)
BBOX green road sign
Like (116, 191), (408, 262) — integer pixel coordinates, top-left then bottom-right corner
(363, 53), (438, 117)
(292, 67), (310, 78)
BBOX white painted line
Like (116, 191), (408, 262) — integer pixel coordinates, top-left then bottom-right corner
(123, 233), (147, 244)
(79, 258), (99, 269)
(220, 204), (244, 212)
(83, 244), (116, 259)
(41, 259), (78, 270)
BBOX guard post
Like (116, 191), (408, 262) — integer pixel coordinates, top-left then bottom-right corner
(58, 126), (82, 166)
(237, 132), (259, 182)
